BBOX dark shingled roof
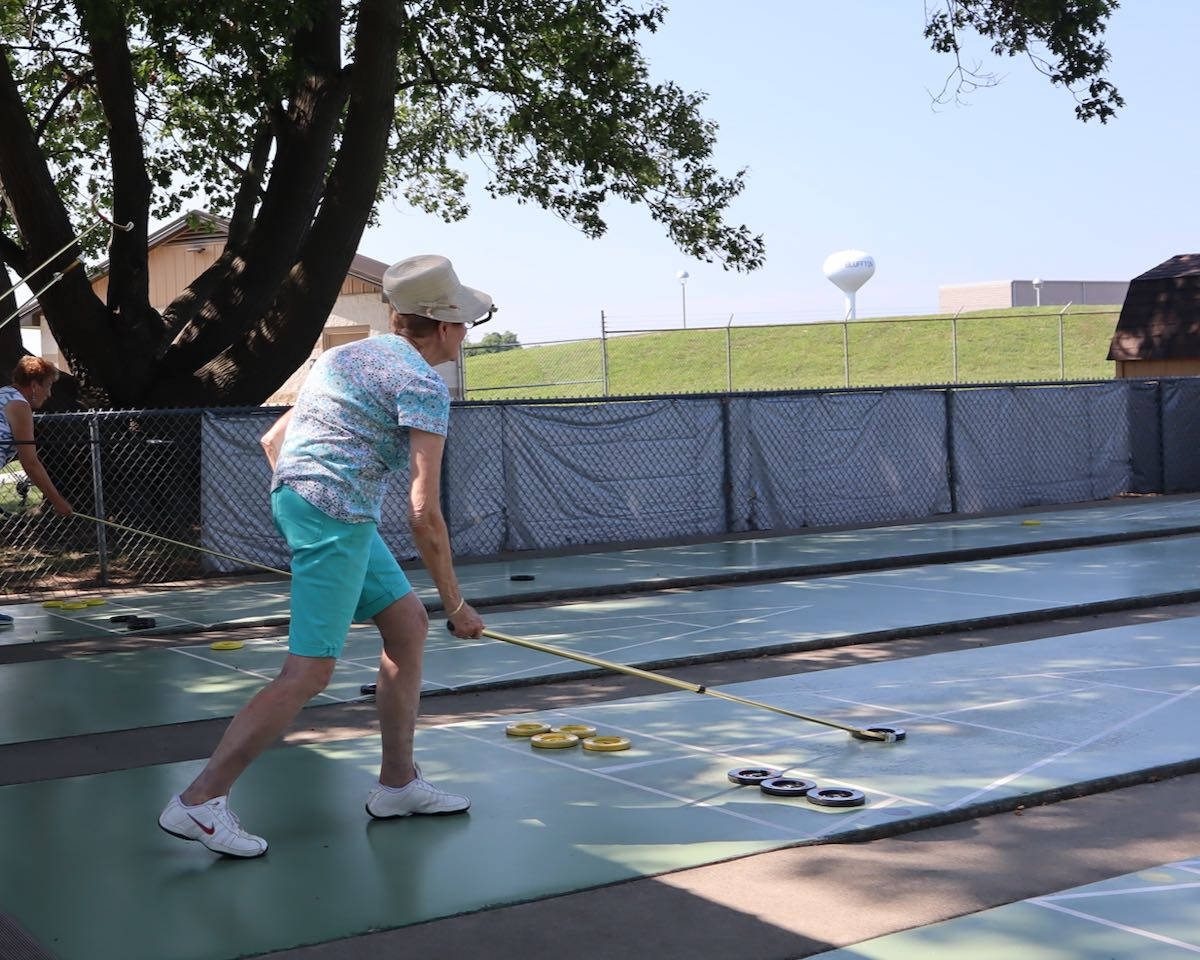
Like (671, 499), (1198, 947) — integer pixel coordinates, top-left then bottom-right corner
(1108, 254), (1200, 361)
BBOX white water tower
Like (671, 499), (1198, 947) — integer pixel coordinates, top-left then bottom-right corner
(823, 250), (876, 320)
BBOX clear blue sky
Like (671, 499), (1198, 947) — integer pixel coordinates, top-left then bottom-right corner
(355, 1), (1200, 344)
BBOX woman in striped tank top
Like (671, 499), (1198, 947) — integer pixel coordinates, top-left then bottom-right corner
(1, 357), (73, 627)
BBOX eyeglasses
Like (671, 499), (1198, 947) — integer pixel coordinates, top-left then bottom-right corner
(468, 307), (497, 329)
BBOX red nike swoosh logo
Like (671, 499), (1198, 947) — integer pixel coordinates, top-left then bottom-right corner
(188, 813), (215, 836)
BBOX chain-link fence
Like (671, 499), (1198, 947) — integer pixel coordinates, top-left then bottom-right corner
(3, 377), (1197, 602)
(462, 307), (1121, 399)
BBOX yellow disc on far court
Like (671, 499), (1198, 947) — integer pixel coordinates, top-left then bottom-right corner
(210, 640), (245, 651)
(582, 736), (632, 752)
(1021, 520), (1042, 526)
(42, 600), (65, 608)
(530, 732), (580, 749)
(60, 602), (88, 610)
(505, 721), (551, 737)
(83, 598), (106, 606)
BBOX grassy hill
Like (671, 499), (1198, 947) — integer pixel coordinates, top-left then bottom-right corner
(462, 306), (1121, 400)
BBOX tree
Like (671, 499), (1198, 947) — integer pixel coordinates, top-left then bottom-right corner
(466, 331), (521, 355)
(0, 1), (1121, 409)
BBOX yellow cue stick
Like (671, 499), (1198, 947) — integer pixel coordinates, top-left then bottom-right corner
(465, 626), (890, 741)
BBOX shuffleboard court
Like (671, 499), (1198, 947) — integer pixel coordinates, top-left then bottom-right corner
(0, 621), (1196, 960)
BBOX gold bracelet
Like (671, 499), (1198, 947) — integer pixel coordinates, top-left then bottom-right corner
(448, 597), (466, 617)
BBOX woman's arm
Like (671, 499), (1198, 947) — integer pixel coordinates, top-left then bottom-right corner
(7, 400), (71, 516)
(259, 408), (294, 471)
(408, 428), (484, 639)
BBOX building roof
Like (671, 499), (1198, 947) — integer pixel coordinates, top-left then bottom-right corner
(1107, 254), (1200, 361)
(19, 209), (387, 322)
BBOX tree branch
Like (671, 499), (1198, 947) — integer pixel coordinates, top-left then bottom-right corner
(227, 119), (274, 250)
(0, 231), (29, 274)
(33, 68), (93, 142)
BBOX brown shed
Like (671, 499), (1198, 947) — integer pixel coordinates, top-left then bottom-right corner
(1108, 254), (1200, 377)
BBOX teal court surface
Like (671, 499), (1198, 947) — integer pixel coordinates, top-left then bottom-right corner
(7, 533), (1200, 744)
(812, 859), (1200, 959)
(1, 621), (1198, 960)
(6, 495), (1200, 646)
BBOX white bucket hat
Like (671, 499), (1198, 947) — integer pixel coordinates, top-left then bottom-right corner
(382, 254), (495, 325)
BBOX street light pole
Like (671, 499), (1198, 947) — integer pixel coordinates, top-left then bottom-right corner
(676, 269), (689, 328)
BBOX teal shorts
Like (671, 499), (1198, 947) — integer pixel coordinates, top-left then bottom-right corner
(271, 484), (412, 659)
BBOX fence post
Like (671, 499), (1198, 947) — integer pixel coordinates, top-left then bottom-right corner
(600, 310), (610, 397)
(1157, 378), (1167, 493)
(456, 342), (467, 399)
(88, 414), (109, 584)
(951, 307), (962, 384)
(1057, 301), (1072, 381)
(725, 313), (734, 392)
(842, 319), (850, 388)
(720, 396), (734, 532)
(943, 388), (959, 514)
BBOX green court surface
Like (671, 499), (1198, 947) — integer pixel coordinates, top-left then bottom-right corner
(1, 623), (1197, 960)
(6, 535), (1200, 745)
(5, 496), (1200, 646)
(811, 859), (1200, 958)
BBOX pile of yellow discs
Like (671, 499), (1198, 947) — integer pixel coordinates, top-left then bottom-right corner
(505, 721), (631, 752)
(42, 597), (106, 610)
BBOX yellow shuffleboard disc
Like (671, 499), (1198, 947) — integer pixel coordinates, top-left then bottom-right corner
(552, 724), (597, 739)
(210, 640), (245, 651)
(505, 721), (551, 737)
(1021, 520), (1042, 526)
(582, 736), (632, 752)
(42, 600), (65, 608)
(60, 602), (88, 610)
(83, 598), (107, 606)
(530, 732), (580, 749)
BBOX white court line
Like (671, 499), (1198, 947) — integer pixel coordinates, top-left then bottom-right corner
(1038, 674), (1180, 696)
(1029, 899), (1200, 953)
(840, 575), (1050, 605)
(445, 724), (799, 837)
(928, 661), (1200, 687)
(587, 603), (817, 661)
(810, 693), (1081, 746)
(546, 708), (936, 810)
(1043, 880), (1200, 901)
(167, 647), (340, 703)
(948, 680), (1200, 810)
(464, 603), (816, 687)
(936, 685), (1097, 717)
(811, 797), (899, 840)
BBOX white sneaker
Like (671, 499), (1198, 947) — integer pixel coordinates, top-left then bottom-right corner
(366, 767), (471, 819)
(158, 795), (268, 858)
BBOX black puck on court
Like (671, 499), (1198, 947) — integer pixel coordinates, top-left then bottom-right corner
(727, 767), (783, 786)
(510, 574), (536, 582)
(759, 777), (819, 797)
(806, 787), (866, 808)
(125, 617), (157, 630)
(360, 683), (377, 696)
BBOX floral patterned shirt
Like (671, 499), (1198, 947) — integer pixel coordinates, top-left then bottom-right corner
(272, 335), (449, 523)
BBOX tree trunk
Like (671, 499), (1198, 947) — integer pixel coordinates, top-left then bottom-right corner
(77, 0), (159, 353)
(0, 46), (128, 405)
(154, 0), (348, 384)
(146, 0), (404, 406)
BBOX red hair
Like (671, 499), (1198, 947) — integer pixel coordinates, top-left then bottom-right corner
(10, 356), (59, 388)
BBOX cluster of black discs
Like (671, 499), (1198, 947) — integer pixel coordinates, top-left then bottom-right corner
(726, 725), (906, 807)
